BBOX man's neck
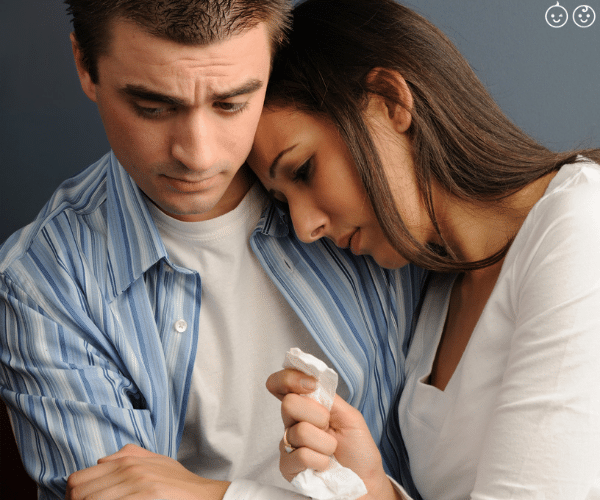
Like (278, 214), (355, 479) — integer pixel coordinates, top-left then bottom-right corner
(206, 164), (256, 219)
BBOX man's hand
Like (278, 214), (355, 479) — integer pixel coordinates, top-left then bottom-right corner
(66, 444), (230, 500)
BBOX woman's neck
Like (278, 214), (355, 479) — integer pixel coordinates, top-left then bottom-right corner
(432, 171), (558, 266)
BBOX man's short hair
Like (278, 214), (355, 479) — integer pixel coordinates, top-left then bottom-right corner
(65, 0), (292, 83)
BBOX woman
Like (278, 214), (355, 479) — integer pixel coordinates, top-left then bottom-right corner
(246, 0), (600, 498)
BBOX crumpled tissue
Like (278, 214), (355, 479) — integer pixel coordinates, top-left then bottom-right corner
(283, 348), (368, 500)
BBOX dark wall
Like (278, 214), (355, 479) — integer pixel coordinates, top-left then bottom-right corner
(0, 0), (598, 496)
(0, 1), (109, 244)
(1, 1), (599, 243)
(404, 0), (599, 151)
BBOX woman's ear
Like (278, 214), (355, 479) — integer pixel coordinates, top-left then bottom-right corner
(365, 67), (413, 134)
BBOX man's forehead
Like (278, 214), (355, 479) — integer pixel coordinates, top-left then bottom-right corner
(99, 19), (271, 104)
(104, 16), (272, 60)
(101, 19), (270, 70)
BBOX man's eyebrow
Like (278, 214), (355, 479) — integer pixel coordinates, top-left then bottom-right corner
(120, 85), (185, 106)
(120, 79), (264, 105)
(269, 144), (298, 179)
(212, 79), (264, 101)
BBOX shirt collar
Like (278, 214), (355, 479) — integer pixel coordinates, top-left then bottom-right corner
(254, 201), (292, 238)
(104, 152), (168, 301)
(103, 152), (293, 300)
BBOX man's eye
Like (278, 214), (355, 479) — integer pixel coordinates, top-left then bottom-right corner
(133, 104), (170, 118)
(214, 101), (248, 114)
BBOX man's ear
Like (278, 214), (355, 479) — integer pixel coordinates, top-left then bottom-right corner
(365, 67), (413, 134)
(70, 32), (98, 103)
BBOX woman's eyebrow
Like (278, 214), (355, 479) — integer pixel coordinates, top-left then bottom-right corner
(269, 144), (298, 178)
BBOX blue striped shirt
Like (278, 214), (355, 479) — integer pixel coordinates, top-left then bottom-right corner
(0, 152), (425, 499)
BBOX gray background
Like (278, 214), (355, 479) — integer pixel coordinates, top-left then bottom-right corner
(1, 0), (599, 244)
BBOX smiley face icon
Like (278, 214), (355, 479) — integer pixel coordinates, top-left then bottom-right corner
(545, 2), (569, 27)
(573, 5), (596, 27)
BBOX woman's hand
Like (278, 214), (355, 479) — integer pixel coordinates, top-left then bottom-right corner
(267, 369), (402, 500)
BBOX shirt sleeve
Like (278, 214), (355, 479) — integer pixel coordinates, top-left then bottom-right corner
(0, 269), (159, 500)
(388, 474), (414, 500)
(472, 173), (600, 498)
(223, 479), (308, 500)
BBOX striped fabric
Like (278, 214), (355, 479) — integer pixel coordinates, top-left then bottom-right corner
(0, 151), (425, 499)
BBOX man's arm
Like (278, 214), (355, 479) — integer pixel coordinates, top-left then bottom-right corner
(66, 445), (230, 500)
(0, 267), (165, 498)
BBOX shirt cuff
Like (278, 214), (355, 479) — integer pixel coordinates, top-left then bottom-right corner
(223, 479), (309, 500)
(387, 475), (414, 500)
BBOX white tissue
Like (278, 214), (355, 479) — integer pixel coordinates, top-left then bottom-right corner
(283, 348), (368, 500)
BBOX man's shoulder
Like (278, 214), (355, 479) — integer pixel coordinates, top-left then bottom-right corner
(0, 153), (113, 273)
(253, 207), (428, 300)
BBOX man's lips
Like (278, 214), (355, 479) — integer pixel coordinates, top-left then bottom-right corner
(162, 174), (219, 193)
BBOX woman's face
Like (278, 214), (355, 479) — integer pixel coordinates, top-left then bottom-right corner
(247, 107), (431, 269)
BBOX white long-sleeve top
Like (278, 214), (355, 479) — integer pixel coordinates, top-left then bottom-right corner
(399, 160), (600, 499)
(223, 160), (600, 500)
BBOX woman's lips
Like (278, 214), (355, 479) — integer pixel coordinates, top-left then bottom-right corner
(336, 229), (361, 254)
(349, 229), (361, 254)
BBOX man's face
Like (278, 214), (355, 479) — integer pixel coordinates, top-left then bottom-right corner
(72, 19), (272, 221)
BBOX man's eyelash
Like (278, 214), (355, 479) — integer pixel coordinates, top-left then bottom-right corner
(132, 101), (248, 118)
(215, 102), (249, 114)
(132, 103), (172, 119)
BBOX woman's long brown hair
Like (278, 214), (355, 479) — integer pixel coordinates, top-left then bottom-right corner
(264, 0), (600, 271)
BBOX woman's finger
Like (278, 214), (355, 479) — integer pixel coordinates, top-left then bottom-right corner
(281, 393), (330, 429)
(328, 395), (368, 430)
(266, 369), (317, 401)
(279, 439), (332, 482)
(285, 421), (337, 456)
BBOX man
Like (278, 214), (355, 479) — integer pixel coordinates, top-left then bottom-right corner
(0, 1), (427, 499)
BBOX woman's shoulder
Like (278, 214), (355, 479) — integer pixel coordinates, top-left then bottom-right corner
(546, 157), (600, 193)
(508, 158), (600, 274)
(534, 158), (600, 221)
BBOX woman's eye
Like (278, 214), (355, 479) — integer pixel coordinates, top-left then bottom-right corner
(272, 197), (289, 210)
(292, 158), (313, 183)
(268, 190), (289, 210)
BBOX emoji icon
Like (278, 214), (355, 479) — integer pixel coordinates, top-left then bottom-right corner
(545, 2), (569, 27)
(573, 5), (596, 27)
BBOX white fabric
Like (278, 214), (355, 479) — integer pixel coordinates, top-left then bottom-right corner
(399, 161), (600, 499)
(283, 347), (338, 409)
(224, 476), (406, 500)
(224, 479), (307, 500)
(283, 348), (368, 500)
(147, 184), (345, 490)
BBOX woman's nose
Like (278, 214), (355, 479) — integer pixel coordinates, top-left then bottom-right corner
(288, 198), (328, 244)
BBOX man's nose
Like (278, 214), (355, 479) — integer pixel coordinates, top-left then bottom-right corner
(171, 111), (216, 171)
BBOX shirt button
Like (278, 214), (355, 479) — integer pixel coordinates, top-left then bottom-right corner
(174, 319), (188, 333)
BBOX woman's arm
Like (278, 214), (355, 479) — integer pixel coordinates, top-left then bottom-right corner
(471, 169), (600, 497)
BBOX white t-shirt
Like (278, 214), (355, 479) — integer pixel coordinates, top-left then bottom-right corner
(147, 184), (347, 490)
(399, 161), (600, 499)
